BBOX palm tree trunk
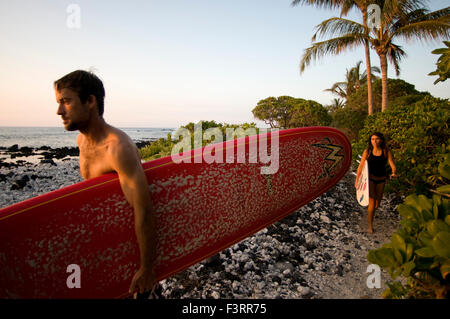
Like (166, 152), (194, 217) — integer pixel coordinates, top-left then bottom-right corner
(362, 9), (373, 115)
(379, 53), (388, 112)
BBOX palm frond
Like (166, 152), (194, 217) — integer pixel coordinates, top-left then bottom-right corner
(391, 6), (450, 33)
(339, 0), (359, 17)
(300, 34), (366, 73)
(382, 0), (429, 23)
(291, 0), (343, 9)
(392, 19), (450, 44)
(387, 42), (407, 76)
(312, 17), (366, 42)
(361, 65), (381, 80)
(324, 86), (347, 99)
(390, 8), (429, 33)
(408, 6), (450, 23)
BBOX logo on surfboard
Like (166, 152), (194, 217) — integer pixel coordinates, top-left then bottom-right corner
(312, 138), (344, 180)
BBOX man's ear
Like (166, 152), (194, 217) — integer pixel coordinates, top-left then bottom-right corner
(86, 94), (98, 112)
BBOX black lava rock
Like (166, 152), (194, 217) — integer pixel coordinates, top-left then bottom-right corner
(11, 175), (30, 190)
(40, 159), (57, 166)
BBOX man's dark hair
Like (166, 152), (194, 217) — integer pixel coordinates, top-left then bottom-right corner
(54, 70), (105, 116)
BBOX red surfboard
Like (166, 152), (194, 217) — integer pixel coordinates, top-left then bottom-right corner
(0, 127), (351, 298)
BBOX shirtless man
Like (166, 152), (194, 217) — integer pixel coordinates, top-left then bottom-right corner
(54, 70), (157, 298)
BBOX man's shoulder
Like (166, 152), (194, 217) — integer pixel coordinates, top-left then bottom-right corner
(105, 129), (141, 174)
(106, 127), (137, 157)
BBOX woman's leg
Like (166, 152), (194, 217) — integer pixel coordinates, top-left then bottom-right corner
(374, 182), (386, 210)
(367, 181), (386, 234)
(367, 181), (376, 234)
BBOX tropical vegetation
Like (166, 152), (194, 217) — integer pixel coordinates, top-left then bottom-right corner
(139, 121), (259, 161)
(294, 0), (450, 112)
(324, 60), (380, 103)
(251, 96), (331, 129)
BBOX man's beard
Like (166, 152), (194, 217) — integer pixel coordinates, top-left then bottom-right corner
(65, 120), (88, 132)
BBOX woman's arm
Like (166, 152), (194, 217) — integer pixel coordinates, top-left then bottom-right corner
(387, 149), (397, 179)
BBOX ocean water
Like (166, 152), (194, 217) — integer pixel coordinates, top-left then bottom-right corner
(0, 127), (175, 148)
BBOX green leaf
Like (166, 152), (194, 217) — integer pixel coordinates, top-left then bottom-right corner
(367, 248), (396, 267)
(402, 261), (415, 277)
(397, 203), (412, 219)
(406, 244), (414, 261)
(445, 215), (450, 226)
(433, 203), (439, 220)
(438, 157), (450, 180)
(433, 194), (442, 207)
(416, 247), (436, 258)
(432, 232), (450, 258)
(418, 232), (433, 247)
(405, 195), (423, 213)
(436, 185), (450, 194)
(422, 209), (434, 222)
(397, 204), (421, 223)
(444, 199), (450, 219)
(401, 220), (419, 233)
(391, 233), (407, 253)
(431, 48), (448, 55)
(394, 249), (404, 264)
(427, 220), (450, 237)
(418, 195), (433, 213)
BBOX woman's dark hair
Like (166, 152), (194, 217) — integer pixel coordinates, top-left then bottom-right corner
(367, 132), (387, 155)
(54, 70), (105, 116)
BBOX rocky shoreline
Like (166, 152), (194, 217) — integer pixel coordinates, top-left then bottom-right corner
(0, 141), (153, 190)
(0, 144), (403, 299)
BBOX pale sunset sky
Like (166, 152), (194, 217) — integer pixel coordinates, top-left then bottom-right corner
(0, 0), (449, 128)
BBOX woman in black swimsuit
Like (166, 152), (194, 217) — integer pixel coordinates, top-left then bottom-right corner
(355, 132), (397, 234)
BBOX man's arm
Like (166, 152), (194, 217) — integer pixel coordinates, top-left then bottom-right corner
(108, 141), (157, 294)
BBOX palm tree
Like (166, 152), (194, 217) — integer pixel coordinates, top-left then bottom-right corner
(299, 1), (450, 111)
(325, 60), (380, 101)
(292, 0), (377, 114)
(342, 1), (375, 114)
(324, 67), (357, 100)
(329, 98), (345, 112)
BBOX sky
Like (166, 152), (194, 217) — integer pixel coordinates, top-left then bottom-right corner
(0, 0), (449, 128)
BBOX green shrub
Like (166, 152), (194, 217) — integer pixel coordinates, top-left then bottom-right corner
(333, 79), (430, 140)
(139, 134), (175, 161)
(346, 78), (425, 114)
(252, 96), (331, 129)
(139, 121), (259, 161)
(331, 106), (367, 142)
